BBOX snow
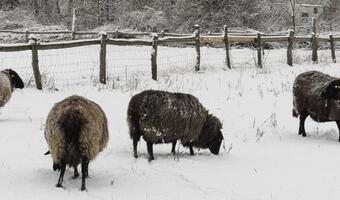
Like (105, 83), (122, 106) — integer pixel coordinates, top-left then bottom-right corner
(1, 46), (340, 199)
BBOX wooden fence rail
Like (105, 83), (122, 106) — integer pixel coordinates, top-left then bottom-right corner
(0, 21), (340, 89)
(0, 29), (264, 39)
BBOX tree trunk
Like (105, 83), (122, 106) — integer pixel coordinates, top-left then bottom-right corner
(32, 0), (38, 15)
(106, 0), (110, 21)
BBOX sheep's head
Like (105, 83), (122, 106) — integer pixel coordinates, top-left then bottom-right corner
(322, 79), (340, 99)
(193, 114), (223, 155)
(322, 80), (340, 120)
(3, 69), (24, 89)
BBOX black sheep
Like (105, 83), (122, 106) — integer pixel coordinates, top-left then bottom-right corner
(293, 70), (340, 141)
(127, 90), (223, 161)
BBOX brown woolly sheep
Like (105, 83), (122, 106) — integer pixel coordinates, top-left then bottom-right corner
(0, 69), (24, 107)
(293, 71), (340, 141)
(127, 90), (223, 161)
(44, 95), (109, 191)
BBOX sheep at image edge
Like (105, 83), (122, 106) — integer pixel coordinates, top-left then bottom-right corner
(293, 70), (340, 141)
(44, 95), (109, 191)
(0, 69), (24, 107)
(127, 90), (224, 161)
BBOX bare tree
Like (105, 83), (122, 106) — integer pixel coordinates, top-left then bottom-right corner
(289, 0), (296, 32)
(32, 0), (38, 15)
(0, 0), (20, 10)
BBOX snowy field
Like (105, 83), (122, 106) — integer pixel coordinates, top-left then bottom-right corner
(2, 46), (340, 199)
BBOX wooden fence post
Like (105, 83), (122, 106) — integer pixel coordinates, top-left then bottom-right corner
(114, 29), (119, 38)
(256, 33), (262, 68)
(194, 24), (200, 71)
(223, 25), (231, 69)
(151, 34), (158, 80)
(160, 30), (165, 38)
(29, 37), (42, 90)
(25, 31), (29, 43)
(71, 31), (76, 40)
(287, 30), (294, 66)
(71, 8), (76, 40)
(330, 34), (336, 63)
(99, 32), (107, 84)
(311, 17), (318, 63)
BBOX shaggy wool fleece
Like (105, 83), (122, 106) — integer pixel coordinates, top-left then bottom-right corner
(44, 95), (109, 164)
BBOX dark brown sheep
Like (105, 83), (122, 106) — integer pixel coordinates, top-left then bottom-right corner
(127, 90), (223, 161)
(0, 69), (24, 107)
(293, 70), (340, 141)
(44, 95), (109, 191)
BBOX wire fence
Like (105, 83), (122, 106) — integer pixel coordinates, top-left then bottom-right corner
(1, 25), (340, 90)
(38, 45), (99, 89)
(106, 45), (150, 90)
(0, 44), (339, 90)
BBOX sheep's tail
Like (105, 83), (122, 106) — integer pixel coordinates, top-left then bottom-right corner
(127, 97), (142, 139)
(58, 107), (87, 161)
(60, 108), (86, 142)
(292, 109), (298, 118)
(292, 96), (299, 118)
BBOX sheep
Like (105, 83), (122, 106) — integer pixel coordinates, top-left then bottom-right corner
(44, 95), (109, 191)
(0, 69), (24, 107)
(127, 90), (223, 161)
(293, 70), (340, 141)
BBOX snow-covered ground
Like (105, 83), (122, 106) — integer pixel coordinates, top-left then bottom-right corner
(1, 46), (340, 199)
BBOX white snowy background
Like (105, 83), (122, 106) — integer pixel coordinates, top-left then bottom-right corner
(1, 45), (340, 200)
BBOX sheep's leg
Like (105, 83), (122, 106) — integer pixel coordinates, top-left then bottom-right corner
(189, 143), (194, 156)
(171, 141), (176, 155)
(56, 160), (66, 188)
(73, 165), (79, 179)
(299, 112), (308, 137)
(133, 137), (140, 158)
(146, 141), (154, 161)
(336, 121), (340, 142)
(81, 158), (89, 191)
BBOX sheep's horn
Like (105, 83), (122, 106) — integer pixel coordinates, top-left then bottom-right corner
(44, 150), (50, 155)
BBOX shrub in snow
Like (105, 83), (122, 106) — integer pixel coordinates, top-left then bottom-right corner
(44, 95), (109, 191)
(127, 90), (223, 161)
(0, 69), (24, 107)
(293, 71), (340, 141)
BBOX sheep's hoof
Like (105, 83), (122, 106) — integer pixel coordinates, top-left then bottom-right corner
(299, 131), (306, 137)
(81, 186), (87, 191)
(56, 183), (63, 188)
(148, 157), (154, 162)
(133, 154), (138, 159)
(73, 174), (79, 179)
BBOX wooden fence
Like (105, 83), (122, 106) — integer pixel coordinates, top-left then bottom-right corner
(0, 19), (340, 90)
